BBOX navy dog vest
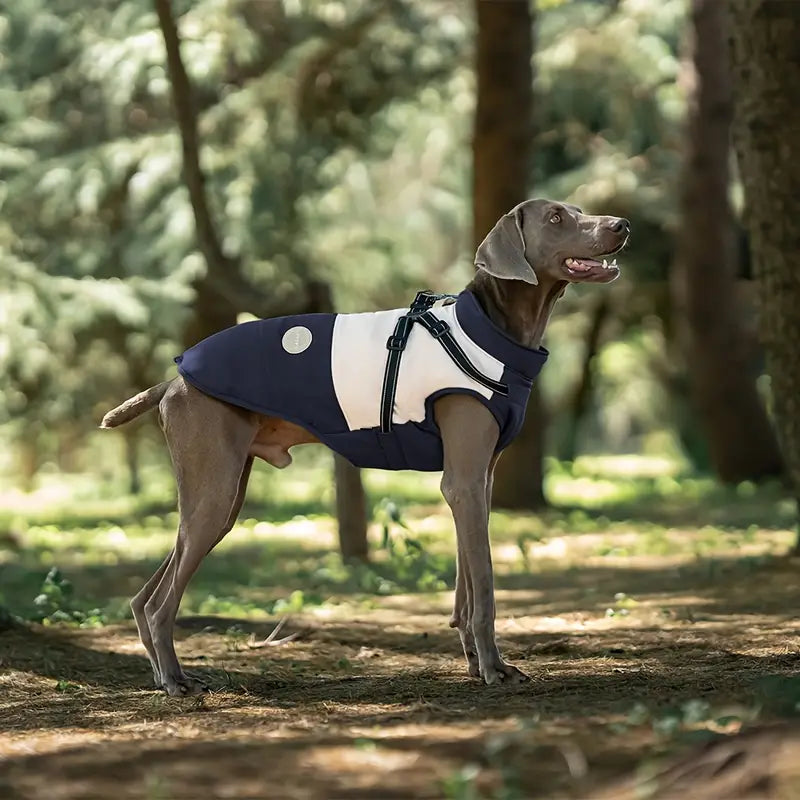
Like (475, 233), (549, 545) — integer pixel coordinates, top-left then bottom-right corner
(175, 290), (548, 471)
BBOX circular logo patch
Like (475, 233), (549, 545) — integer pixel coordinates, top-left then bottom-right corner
(281, 325), (313, 354)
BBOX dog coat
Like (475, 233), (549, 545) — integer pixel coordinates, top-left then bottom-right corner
(175, 290), (548, 471)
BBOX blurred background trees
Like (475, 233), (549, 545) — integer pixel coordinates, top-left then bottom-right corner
(671, 0), (781, 483)
(729, 0), (800, 550)
(1, 0), (795, 554)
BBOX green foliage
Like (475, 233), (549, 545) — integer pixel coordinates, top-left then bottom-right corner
(612, 697), (763, 742)
(535, 0), (685, 276)
(54, 679), (82, 693)
(515, 528), (545, 569)
(373, 497), (453, 592)
(32, 566), (108, 626)
(0, 0), (468, 477)
(604, 591), (638, 617)
(442, 723), (549, 800)
(2, 0), (695, 490)
(754, 676), (800, 718)
(0, 603), (17, 631)
(442, 764), (482, 800)
(32, 566), (74, 618)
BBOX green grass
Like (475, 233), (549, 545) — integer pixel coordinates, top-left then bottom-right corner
(0, 454), (796, 628)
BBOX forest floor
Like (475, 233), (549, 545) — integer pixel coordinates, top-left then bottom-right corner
(2, 458), (800, 799)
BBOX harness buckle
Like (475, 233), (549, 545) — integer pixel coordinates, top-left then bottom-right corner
(386, 334), (407, 351)
(412, 290), (435, 306)
(409, 291), (437, 315)
(427, 319), (450, 339)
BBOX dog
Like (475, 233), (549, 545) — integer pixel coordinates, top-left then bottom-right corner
(101, 198), (628, 695)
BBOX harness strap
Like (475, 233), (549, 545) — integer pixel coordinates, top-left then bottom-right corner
(380, 291), (509, 433)
(415, 311), (509, 395)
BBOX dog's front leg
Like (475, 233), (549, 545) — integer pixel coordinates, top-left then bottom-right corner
(436, 395), (528, 685)
(449, 452), (500, 677)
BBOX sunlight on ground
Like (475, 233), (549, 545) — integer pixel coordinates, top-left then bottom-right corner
(0, 453), (796, 628)
(1, 455), (800, 799)
(573, 454), (685, 479)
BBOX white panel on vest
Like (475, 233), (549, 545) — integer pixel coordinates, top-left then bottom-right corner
(330, 303), (504, 432)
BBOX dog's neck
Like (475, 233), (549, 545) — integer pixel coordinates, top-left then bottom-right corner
(466, 270), (567, 350)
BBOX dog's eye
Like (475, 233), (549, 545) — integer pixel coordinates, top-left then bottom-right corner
(550, 213), (561, 224)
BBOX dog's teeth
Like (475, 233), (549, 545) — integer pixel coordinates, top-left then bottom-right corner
(566, 258), (574, 266)
(611, 258), (617, 267)
(602, 259), (608, 269)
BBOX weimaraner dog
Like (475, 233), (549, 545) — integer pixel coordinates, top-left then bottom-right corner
(102, 199), (628, 696)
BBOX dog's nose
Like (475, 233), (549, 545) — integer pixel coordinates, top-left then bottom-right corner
(609, 218), (630, 234)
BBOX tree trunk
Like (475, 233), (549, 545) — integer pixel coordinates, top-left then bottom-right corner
(154, 0), (241, 345)
(492, 384), (546, 509)
(308, 283), (371, 562)
(123, 426), (142, 496)
(56, 426), (82, 473)
(334, 455), (369, 562)
(729, 0), (800, 548)
(672, 0), (782, 483)
(17, 439), (40, 493)
(473, 0), (543, 509)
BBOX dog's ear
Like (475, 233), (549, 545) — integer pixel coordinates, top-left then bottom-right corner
(474, 206), (538, 285)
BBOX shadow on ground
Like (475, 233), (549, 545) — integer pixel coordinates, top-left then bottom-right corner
(2, 538), (800, 798)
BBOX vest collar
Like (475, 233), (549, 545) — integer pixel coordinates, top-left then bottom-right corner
(455, 290), (549, 380)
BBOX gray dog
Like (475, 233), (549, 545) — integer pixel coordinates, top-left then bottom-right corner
(102, 199), (628, 696)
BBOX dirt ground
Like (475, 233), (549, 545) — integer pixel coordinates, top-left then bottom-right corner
(3, 552), (800, 799)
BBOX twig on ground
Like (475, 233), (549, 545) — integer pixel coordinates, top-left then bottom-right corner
(247, 617), (307, 648)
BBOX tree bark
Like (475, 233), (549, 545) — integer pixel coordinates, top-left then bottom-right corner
(729, 0), (800, 547)
(307, 283), (371, 562)
(123, 426), (142, 496)
(672, 0), (782, 483)
(334, 456), (369, 562)
(473, 0), (543, 510)
(17, 439), (40, 493)
(492, 383), (546, 509)
(154, 0), (240, 344)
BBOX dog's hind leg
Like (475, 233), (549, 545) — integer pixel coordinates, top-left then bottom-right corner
(143, 381), (257, 696)
(210, 455), (253, 553)
(131, 457), (253, 688)
(131, 550), (174, 686)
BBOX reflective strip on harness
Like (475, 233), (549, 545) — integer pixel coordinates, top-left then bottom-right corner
(379, 291), (509, 433)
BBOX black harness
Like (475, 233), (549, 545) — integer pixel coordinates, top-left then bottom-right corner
(379, 291), (509, 433)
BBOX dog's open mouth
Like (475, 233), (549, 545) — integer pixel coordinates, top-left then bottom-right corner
(563, 255), (620, 281)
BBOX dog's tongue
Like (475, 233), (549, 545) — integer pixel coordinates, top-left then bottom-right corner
(565, 257), (602, 272)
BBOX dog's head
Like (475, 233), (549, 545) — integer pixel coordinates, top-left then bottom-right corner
(475, 199), (629, 285)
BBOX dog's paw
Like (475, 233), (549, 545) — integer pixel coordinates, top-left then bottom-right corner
(162, 671), (209, 697)
(455, 628), (482, 678)
(480, 660), (529, 686)
(464, 649), (481, 678)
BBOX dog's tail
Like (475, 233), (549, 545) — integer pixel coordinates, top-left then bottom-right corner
(100, 381), (171, 429)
